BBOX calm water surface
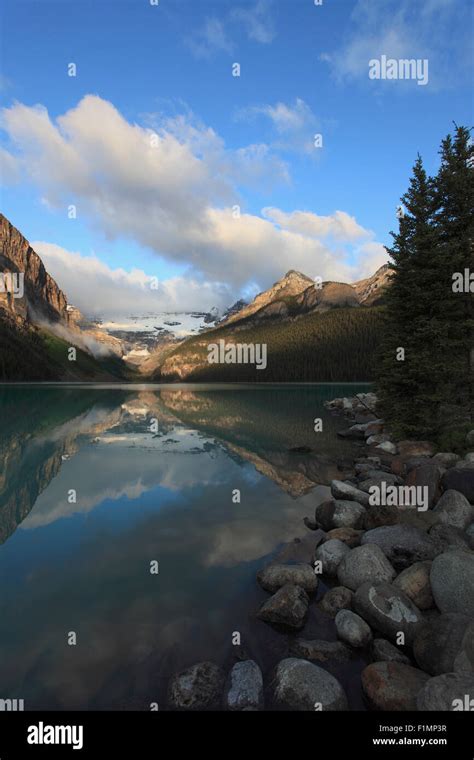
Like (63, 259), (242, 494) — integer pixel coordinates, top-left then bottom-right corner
(0, 383), (371, 710)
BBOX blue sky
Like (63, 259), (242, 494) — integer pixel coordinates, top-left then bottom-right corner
(0, 0), (472, 315)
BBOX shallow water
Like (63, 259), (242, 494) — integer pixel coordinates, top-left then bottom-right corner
(0, 383), (370, 710)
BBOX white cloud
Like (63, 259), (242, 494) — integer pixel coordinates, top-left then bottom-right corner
(3, 95), (385, 294)
(237, 98), (319, 154)
(262, 208), (370, 242)
(33, 241), (232, 316)
(186, 18), (234, 59)
(231, 0), (276, 44)
(187, 0), (276, 59)
(0, 146), (19, 185)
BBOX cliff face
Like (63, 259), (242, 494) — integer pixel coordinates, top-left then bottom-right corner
(0, 214), (69, 324)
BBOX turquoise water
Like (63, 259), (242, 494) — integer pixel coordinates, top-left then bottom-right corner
(0, 384), (370, 709)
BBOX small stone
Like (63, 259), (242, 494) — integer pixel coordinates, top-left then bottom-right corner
(257, 584), (309, 631)
(225, 660), (263, 711)
(337, 544), (396, 591)
(335, 609), (372, 648)
(375, 441), (398, 455)
(319, 586), (354, 617)
(330, 480), (370, 507)
(361, 662), (429, 711)
(168, 662), (225, 710)
(393, 561), (433, 610)
(272, 658), (348, 711)
(314, 539), (350, 576)
(257, 563), (318, 595)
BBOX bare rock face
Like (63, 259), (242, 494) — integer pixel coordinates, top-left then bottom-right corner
(0, 214), (69, 324)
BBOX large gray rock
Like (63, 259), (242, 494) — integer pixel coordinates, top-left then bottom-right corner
(290, 639), (353, 663)
(361, 524), (438, 571)
(432, 452), (460, 469)
(372, 639), (411, 665)
(314, 539), (350, 576)
(337, 544), (396, 591)
(433, 490), (474, 530)
(429, 523), (471, 553)
(315, 499), (366, 530)
(393, 561), (433, 610)
(413, 613), (472, 675)
(430, 550), (474, 616)
(257, 563), (318, 595)
(168, 661), (225, 710)
(224, 660), (263, 711)
(272, 658), (348, 711)
(335, 609), (372, 648)
(363, 504), (400, 530)
(319, 586), (354, 617)
(354, 582), (424, 645)
(442, 467), (474, 503)
(417, 673), (474, 711)
(257, 583), (309, 631)
(330, 480), (370, 507)
(361, 662), (429, 711)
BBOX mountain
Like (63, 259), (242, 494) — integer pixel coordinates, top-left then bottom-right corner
(0, 214), (390, 382)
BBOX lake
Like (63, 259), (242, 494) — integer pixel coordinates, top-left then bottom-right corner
(0, 383), (371, 710)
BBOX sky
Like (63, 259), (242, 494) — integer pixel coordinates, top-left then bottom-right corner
(0, 0), (473, 316)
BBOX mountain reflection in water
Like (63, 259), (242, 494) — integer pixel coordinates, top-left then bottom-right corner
(0, 384), (370, 710)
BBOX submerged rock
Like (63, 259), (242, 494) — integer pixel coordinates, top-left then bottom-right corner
(272, 658), (348, 711)
(224, 660), (263, 711)
(371, 639), (411, 665)
(257, 583), (309, 631)
(168, 662), (225, 710)
(319, 586), (354, 617)
(257, 563), (318, 595)
(290, 638), (353, 663)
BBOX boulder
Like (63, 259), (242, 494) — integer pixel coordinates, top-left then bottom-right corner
(371, 639), (411, 665)
(314, 539), (350, 576)
(363, 504), (400, 530)
(441, 467), (474, 503)
(290, 639), (353, 663)
(224, 660), (263, 711)
(354, 581), (424, 645)
(324, 527), (363, 548)
(397, 441), (437, 458)
(168, 662), (225, 710)
(337, 544), (396, 591)
(361, 662), (429, 711)
(433, 489), (474, 530)
(272, 658), (348, 711)
(257, 563), (318, 595)
(430, 550), (474, 617)
(330, 480), (370, 507)
(337, 424), (367, 440)
(257, 584), (309, 631)
(335, 609), (372, 648)
(319, 586), (354, 617)
(361, 524), (438, 571)
(393, 561), (433, 610)
(366, 434), (391, 446)
(413, 613), (472, 676)
(417, 673), (474, 711)
(364, 420), (385, 438)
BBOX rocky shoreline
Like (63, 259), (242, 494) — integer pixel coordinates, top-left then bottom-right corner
(165, 393), (474, 711)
